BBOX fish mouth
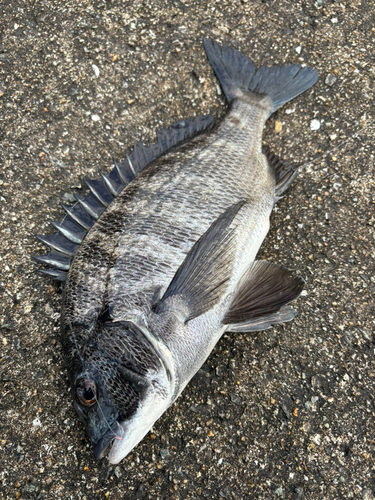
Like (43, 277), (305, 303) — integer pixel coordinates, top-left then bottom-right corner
(94, 420), (125, 460)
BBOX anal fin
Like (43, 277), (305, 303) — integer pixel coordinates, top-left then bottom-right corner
(222, 261), (304, 331)
(263, 146), (299, 197)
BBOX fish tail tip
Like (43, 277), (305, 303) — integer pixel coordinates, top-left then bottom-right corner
(203, 38), (318, 113)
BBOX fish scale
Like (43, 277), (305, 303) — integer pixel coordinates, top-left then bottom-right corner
(74, 100), (273, 321)
(35, 38), (318, 463)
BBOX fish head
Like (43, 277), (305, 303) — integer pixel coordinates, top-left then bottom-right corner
(64, 319), (174, 464)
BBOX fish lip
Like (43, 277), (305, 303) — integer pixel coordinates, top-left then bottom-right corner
(94, 420), (124, 460)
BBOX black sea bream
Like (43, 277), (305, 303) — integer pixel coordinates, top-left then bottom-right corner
(34, 39), (318, 464)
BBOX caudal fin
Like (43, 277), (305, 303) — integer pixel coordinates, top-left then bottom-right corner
(203, 38), (318, 115)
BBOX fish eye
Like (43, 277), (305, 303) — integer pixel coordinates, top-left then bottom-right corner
(76, 378), (98, 407)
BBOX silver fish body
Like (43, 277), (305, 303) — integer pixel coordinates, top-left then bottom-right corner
(35, 39), (318, 463)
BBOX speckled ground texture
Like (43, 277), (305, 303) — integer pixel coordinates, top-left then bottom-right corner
(1, 0), (374, 499)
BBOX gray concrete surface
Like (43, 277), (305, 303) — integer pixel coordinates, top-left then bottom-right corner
(0, 0), (374, 498)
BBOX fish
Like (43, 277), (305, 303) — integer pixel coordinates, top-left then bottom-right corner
(34, 38), (318, 464)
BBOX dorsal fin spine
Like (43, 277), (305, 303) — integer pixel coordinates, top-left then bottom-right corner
(36, 233), (79, 256)
(35, 114), (214, 280)
(74, 192), (105, 220)
(38, 268), (68, 281)
(32, 249), (71, 270)
(113, 159), (128, 185)
(100, 171), (122, 197)
(49, 219), (85, 244)
(127, 156), (137, 177)
(84, 178), (114, 207)
(60, 203), (94, 231)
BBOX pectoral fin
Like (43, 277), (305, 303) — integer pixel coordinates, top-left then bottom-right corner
(154, 201), (245, 322)
(223, 261), (304, 331)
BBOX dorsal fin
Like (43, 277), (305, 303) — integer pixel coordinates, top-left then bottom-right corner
(116, 115), (214, 181)
(33, 114), (215, 281)
(262, 146), (299, 197)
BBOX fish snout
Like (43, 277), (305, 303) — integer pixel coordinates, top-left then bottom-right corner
(94, 420), (125, 459)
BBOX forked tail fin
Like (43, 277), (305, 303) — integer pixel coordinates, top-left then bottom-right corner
(203, 38), (318, 115)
